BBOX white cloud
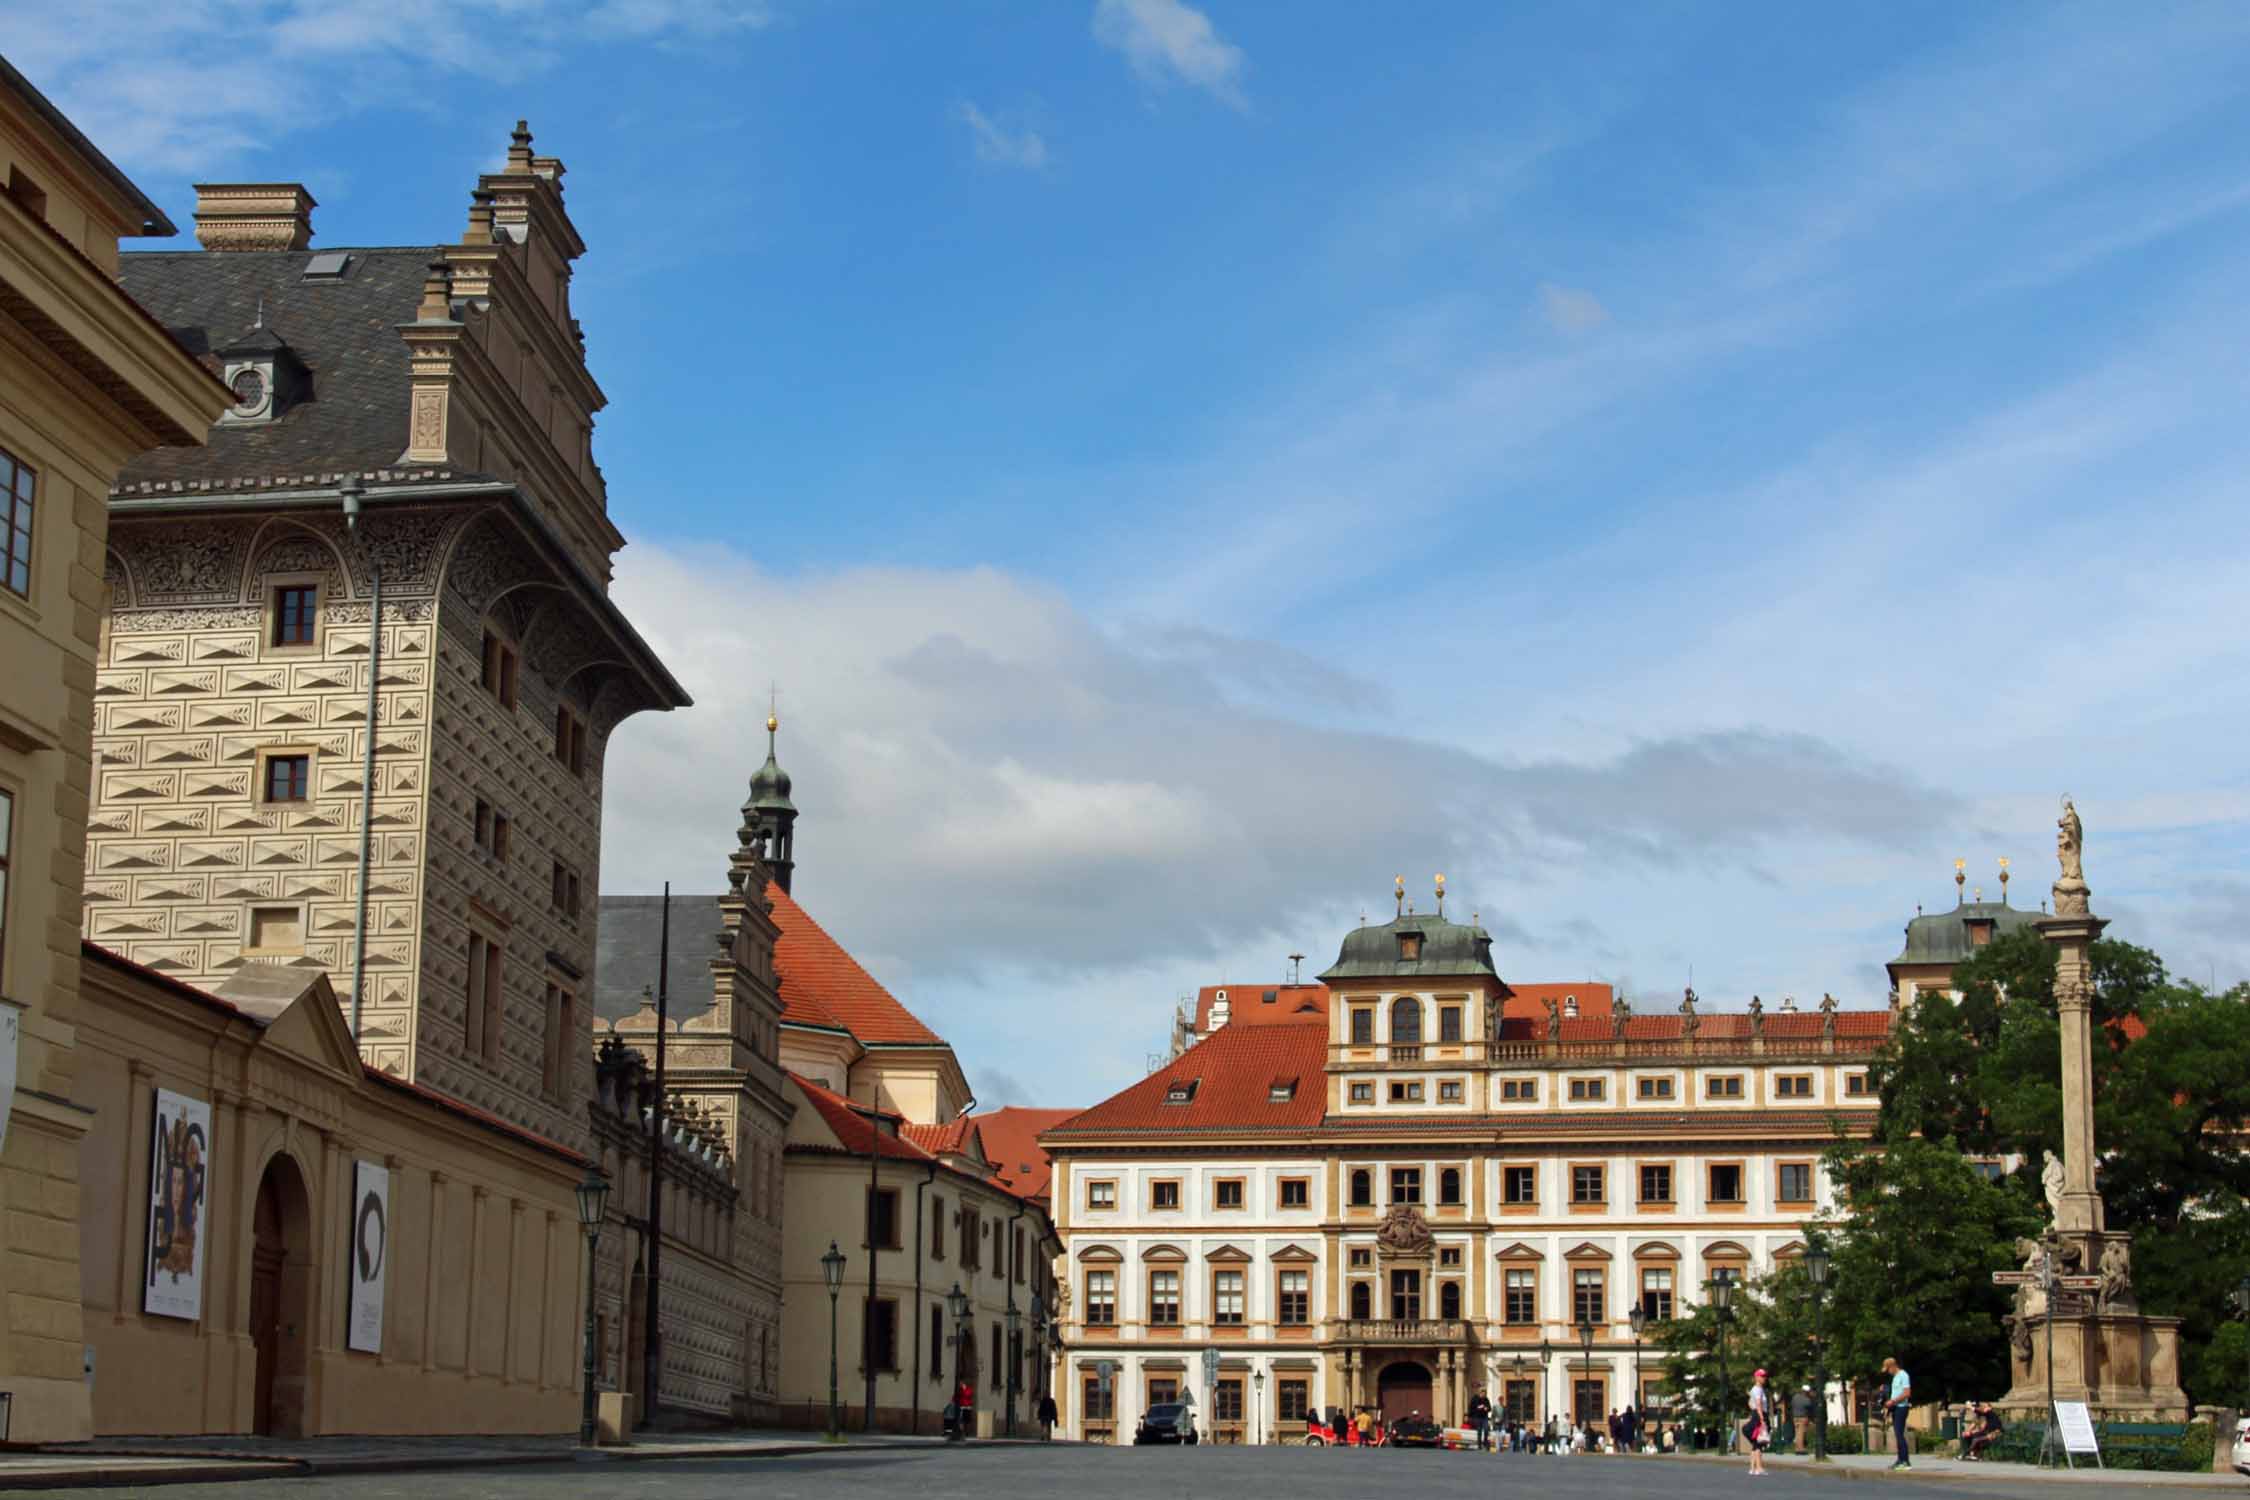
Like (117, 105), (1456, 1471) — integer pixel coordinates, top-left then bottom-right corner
(1536, 282), (1610, 334)
(1092, 0), (1246, 107)
(956, 103), (1051, 171)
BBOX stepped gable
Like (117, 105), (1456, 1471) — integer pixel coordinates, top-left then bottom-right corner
(1045, 1021), (1328, 1136)
(765, 880), (942, 1045)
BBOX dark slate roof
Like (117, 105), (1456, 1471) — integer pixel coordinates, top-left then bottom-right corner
(112, 248), (467, 490)
(1320, 912), (1499, 981)
(1887, 897), (2044, 970)
(593, 894), (725, 1023)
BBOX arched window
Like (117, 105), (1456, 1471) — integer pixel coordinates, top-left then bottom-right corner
(1390, 998), (1422, 1045)
(1439, 1281), (1462, 1319)
(1350, 1281), (1372, 1319)
(1439, 1167), (1462, 1206)
(1350, 1169), (1373, 1207)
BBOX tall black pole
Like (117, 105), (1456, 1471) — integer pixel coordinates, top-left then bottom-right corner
(641, 883), (669, 1427)
(865, 1119), (880, 1430)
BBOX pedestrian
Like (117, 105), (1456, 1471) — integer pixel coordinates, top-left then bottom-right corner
(1037, 1391), (1057, 1441)
(1468, 1390), (1492, 1451)
(1745, 1368), (1771, 1476)
(1880, 1357), (1913, 1471)
(1355, 1407), (1373, 1449)
(1621, 1403), (1638, 1453)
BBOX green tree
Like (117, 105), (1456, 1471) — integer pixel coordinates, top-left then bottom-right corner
(1652, 1261), (1825, 1436)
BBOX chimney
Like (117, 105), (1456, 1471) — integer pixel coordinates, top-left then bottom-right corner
(193, 184), (316, 252)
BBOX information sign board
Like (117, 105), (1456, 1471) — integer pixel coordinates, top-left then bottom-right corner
(2053, 1401), (2102, 1458)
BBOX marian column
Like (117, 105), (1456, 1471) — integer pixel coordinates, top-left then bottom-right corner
(2041, 799), (2106, 1235)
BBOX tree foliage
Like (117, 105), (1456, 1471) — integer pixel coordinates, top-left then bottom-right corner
(1652, 1261), (1827, 1430)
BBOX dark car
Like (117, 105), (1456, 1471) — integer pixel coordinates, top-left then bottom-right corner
(1135, 1403), (1199, 1445)
(1388, 1414), (1444, 1448)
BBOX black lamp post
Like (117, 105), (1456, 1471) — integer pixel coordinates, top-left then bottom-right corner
(1806, 1240), (1833, 1462)
(947, 1281), (971, 1442)
(822, 1241), (847, 1438)
(1630, 1304), (1648, 1429)
(1005, 1297), (1022, 1437)
(1253, 1367), (1266, 1447)
(1709, 1277), (1735, 1454)
(1576, 1317), (1597, 1429)
(575, 1170), (611, 1448)
(1539, 1337), (1554, 1434)
(1509, 1351), (1527, 1425)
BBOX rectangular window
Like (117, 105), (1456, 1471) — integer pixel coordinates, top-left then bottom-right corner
(554, 705), (586, 775)
(1278, 1378), (1310, 1424)
(0, 447), (34, 597)
(1776, 1074), (1813, 1099)
(1387, 1080), (1424, 1103)
(929, 1196), (946, 1259)
(480, 630), (518, 708)
(262, 753), (310, 803)
(465, 929), (504, 1061)
(1707, 1075), (1745, 1100)
(1640, 1266), (1674, 1321)
(1212, 1269), (1245, 1325)
(1439, 1004), (1463, 1042)
(1350, 1009), (1374, 1044)
(1778, 1162), (1815, 1203)
(1500, 1078), (1538, 1102)
(1568, 1077), (1606, 1102)
(492, 810), (510, 863)
(1389, 1267), (1422, 1320)
(960, 1208), (980, 1270)
(541, 979), (576, 1098)
(1277, 1269), (1309, 1325)
(1147, 1375), (1178, 1406)
(1278, 1177), (1310, 1209)
(474, 797), (492, 850)
(1348, 1081), (1374, 1104)
(271, 584), (317, 646)
(1148, 1270), (1181, 1326)
(247, 905), (303, 953)
(932, 1306), (946, 1377)
(1571, 1165), (1605, 1205)
(1213, 1178), (1245, 1211)
(862, 1296), (898, 1372)
(1708, 1163), (1745, 1203)
(1572, 1267), (1605, 1325)
(1845, 1072), (1871, 1096)
(0, 788), (12, 982)
(1389, 1167), (1421, 1204)
(552, 860), (580, 917)
(1639, 1163), (1673, 1204)
(1014, 1226), (1026, 1282)
(1086, 1179), (1116, 1211)
(866, 1187), (900, 1250)
(1348, 1248), (1372, 1268)
(1636, 1076), (1675, 1100)
(1503, 1165), (1537, 1205)
(1438, 1245), (1462, 1267)
(1086, 1270), (1116, 1326)
(1504, 1379), (1538, 1423)
(1503, 1267), (1536, 1323)
(1439, 1079), (1463, 1103)
(1083, 1373), (1115, 1424)
(1149, 1180), (1180, 1211)
(1214, 1377), (1244, 1422)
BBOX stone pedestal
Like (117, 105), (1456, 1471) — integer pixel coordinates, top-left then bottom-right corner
(2000, 1308), (2187, 1420)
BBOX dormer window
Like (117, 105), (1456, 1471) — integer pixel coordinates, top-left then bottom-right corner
(215, 319), (307, 426)
(1163, 1079), (1199, 1105)
(229, 366), (267, 415)
(1398, 932), (1423, 961)
(1268, 1078), (1298, 1103)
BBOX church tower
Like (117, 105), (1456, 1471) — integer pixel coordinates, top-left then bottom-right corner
(744, 711), (797, 892)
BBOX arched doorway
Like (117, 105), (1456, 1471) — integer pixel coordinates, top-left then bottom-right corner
(1377, 1360), (1433, 1426)
(250, 1154), (314, 1436)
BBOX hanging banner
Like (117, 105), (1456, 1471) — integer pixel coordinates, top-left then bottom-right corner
(143, 1089), (211, 1319)
(0, 997), (23, 1157)
(348, 1160), (389, 1353)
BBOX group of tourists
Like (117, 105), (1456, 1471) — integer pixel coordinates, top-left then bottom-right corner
(1462, 1394), (1677, 1454)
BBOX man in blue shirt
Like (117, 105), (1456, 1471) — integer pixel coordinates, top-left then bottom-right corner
(1881, 1357), (1913, 1470)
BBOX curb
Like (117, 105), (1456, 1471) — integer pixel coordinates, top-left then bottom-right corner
(1610, 1451), (2236, 1489)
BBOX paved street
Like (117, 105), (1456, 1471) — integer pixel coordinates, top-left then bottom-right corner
(4, 1443), (2225, 1500)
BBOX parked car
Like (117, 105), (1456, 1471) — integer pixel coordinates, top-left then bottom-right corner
(1388, 1414), (1444, 1448)
(2231, 1416), (2250, 1475)
(1136, 1403), (1199, 1445)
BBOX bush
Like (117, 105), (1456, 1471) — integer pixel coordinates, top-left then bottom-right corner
(2104, 1421), (2213, 1473)
(1821, 1424), (1865, 1455)
(1912, 1427), (1953, 1454)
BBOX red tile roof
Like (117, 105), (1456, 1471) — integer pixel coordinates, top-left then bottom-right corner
(1498, 1006), (1894, 1043)
(787, 1072), (932, 1161)
(902, 1118), (980, 1158)
(1193, 983), (1328, 1032)
(768, 881), (943, 1046)
(1504, 982), (1614, 1019)
(972, 1106), (1077, 1202)
(1046, 1023), (1330, 1136)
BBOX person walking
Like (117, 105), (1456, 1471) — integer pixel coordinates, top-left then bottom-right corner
(1469, 1390), (1492, 1451)
(1881, 1357), (1913, 1470)
(1745, 1369), (1771, 1476)
(1037, 1391), (1057, 1441)
(1790, 1382), (1813, 1452)
(1354, 1407), (1373, 1449)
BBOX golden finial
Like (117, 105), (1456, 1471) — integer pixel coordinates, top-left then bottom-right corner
(1954, 858), (1966, 898)
(1394, 875), (1405, 918)
(1434, 873), (1446, 915)
(767, 712), (778, 733)
(766, 684), (780, 736)
(1998, 856), (2010, 900)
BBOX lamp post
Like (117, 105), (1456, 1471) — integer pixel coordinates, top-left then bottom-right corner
(822, 1241), (847, 1439)
(1005, 1297), (1022, 1437)
(575, 1170), (611, 1448)
(1630, 1304), (1648, 1430)
(1539, 1337), (1554, 1437)
(2234, 1276), (2250, 1411)
(1709, 1277), (1736, 1454)
(947, 1282), (970, 1442)
(1576, 1317), (1596, 1430)
(1029, 1292), (1046, 1425)
(1806, 1240), (1833, 1462)
(1253, 1367), (1265, 1447)
(1509, 1351), (1527, 1427)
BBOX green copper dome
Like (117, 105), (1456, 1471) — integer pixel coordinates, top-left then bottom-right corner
(748, 714), (794, 812)
(1320, 911), (1498, 981)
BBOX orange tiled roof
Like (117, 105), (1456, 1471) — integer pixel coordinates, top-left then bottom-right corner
(972, 1106), (1077, 1202)
(1193, 983), (1328, 1032)
(1504, 982), (1614, 1019)
(787, 1071), (933, 1162)
(1046, 1023), (1330, 1136)
(768, 881), (943, 1046)
(1498, 1005), (1894, 1043)
(902, 1118), (980, 1158)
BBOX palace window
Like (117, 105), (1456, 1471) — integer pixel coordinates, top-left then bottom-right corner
(480, 628), (518, 708)
(1349, 1081), (1374, 1104)
(0, 447), (33, 597)
(1397, 933), (1422, 961)
(1706, 1075), (1745, 1100)
(1439, 1004), (1463, 1042)
(1503, 1268), (1536, 1324)
(1147, 1270), (1181, 1326)
(1083, 1373), (1114, 1424)
(552, 859), (581, 918)
(1213, 1377), (1243, 1422)
(262, 753), (310, 803)
(1438, 1167), (1462, 1206)
(1213, 1269), (1246, 1325)
(1439, 1079), (1464, 1103)
(1390, 1268), (1422, 1320)
(1278, 1178), (1310, 1209)
(1639, 1163), (1673, 1204)
(1572, 1268), (1606, 1325)
(866, 1187), (901, 1250)
(1278, 1379), (1310, 1423)
(1640, 1266), (1674, 1321)
(1568, 1077), (1606, 1102)
(1499, 1078), (1538, 1102)
(1439, 1245), (1462, 1268)
(271, 584), (318, 646)
(541, 979), (576, 1099)
(1388, 1079), (1424, 1103)
(1708, 1163), (1745, 1204)
(1389, 1167), (1422, 1205)
(1390, 997), (1422, 1044)
(1086, 1180), (1116, 1211)
(1214, 1178), (1245, 1211)
(1571, 1165), (1605, 1205)
(1349, 1170), (1373, 1207)
(1085, 1270), (1115, 1326)
(465, 928), (504, 1062)
(1439, 1281), (1462, 1319)
(961, 1208), (981, 1270)
(1351, 1009), (1374, 1045)
(1845, 1072), (1871, 1097)
(862, 1297), (898, 1372)
(1350, 1281), (1373, 1318)
(932, 1307), (946, 1377)
(1777, 1162), (1815, 1204)
(1776, 1073), (1814, 1099)
(1348, 1247), (1372, 1269)
(247, 905), (303, 955)
(929, 1196), (945, 1259)
(554, 704), (587, 776)
(1149, 1180), (1181, 1211)
(1636, 1076), (1675, 1100)
(1503, 1166), (1537, 1205)
(1277, 1270), (1309, 1325)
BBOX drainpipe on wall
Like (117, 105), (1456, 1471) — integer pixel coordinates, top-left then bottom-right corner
(913, 1159), (938, 1435)
(339, 483), (377, 1042)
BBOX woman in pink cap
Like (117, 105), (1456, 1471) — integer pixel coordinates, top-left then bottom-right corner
(1744, 1368), (1771, 1475)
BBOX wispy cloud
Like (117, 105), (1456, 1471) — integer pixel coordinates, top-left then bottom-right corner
(1536, 282), (1609, 335)
(1092, 0), (1246, 108)
(956, 103), (1051, 171)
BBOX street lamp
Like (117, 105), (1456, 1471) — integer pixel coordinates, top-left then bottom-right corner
(575, 1170), (611, 1447)
(1630, 1304), (1648, 1433)
(822, 1241), (847, 1439)
(1576, 1317), (1596, 1431)
(1253, 1367), (1266, 1447)
(1539, 1337), (1554, 1437)
(1805, 1240), (1833, 1462)
(947, 1281), (971, 1443)
(1005, 1297), (1022, 1437)
(1708, 1277), (1736, 1454)
(1509, 1351), (1528, 1427)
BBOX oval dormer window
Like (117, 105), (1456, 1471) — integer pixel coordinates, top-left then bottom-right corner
(230, 366), (267, 413)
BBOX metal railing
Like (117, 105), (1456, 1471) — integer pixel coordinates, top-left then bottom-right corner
(1334, 1318), (1475, 1345)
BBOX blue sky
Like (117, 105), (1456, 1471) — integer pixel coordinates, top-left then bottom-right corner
(18, 0), (2250, 1107)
